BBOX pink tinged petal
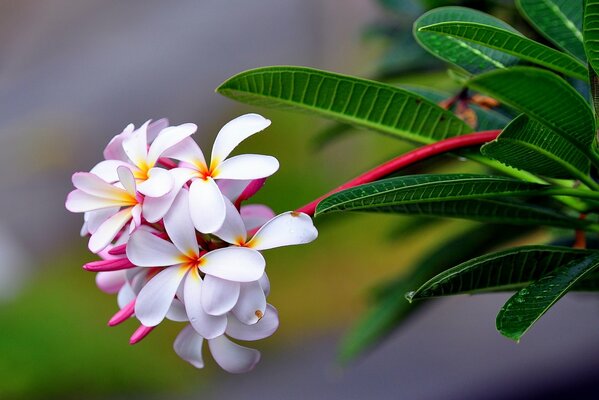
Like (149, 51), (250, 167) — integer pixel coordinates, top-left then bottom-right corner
(146, 123), (197, 167)
(126, 229), (183, 267)
(189, 177), (226, 233)
(241, 205), (276, 232)
(135, 265), (189, 327)
(90, 160), (131, 183)
(146, 118), (169, 142)
(174, 325), (205, 369)
(208, 335), (261, 374)
(137, 168), (173, 197)
(166, 299), (188, 322)
(226, 304), (279, 341)
(232, 280), (267, 325)
(86, 207), (120, 234)
(117, 166), (137, 197)
(201, 275), (240, 316)
(84, 258), (135, 272)
(258, 272), (270, 297)
(130, 325), (155, 345)
(89, 208), (133, 253)
(200, 247), (265, 283)
(163, 190), (199, 256)
(236, 178), (267, 204)
(211, 113), (271, 163)
(66, 190), (124, 213)
(216, 154), (279, 180)
(96, 270), (127, 294)
(129, 205), (142, 234)
(163, 136), (206, 167)
(127, 269), (150, 295)
(142, 167), (196, 223)
(72, 172), (130, 199)
(108, 243), (126, 256)
(117, 283), (136, 308)
(248, 211), (318, 250)
(217, 179), (251, 201)
(183, 268), (227, 339)
(108, 298), (135, 326)
(213, 197), (247, 245)
(104, 123), (135, 160)
(123, 121), (149, 168)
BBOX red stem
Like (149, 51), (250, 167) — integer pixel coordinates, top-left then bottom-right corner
(295, 130), (500, 216)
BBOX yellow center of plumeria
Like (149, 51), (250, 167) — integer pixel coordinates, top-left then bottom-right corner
(133, 161), (152, 181)
(195, 159), (221, 181)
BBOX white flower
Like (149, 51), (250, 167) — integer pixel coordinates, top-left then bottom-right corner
(126, 190), (266, 338)
(174, 304), (279, 372)
(164, 113), (279, 233)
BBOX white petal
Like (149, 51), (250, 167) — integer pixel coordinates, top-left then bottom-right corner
(142, 167), (195, 222)
(248, 211), (318, 250)
(163, 190), (199, 257)
(201, 275), (240, 316)
(189, 178), (226, 233)
(146, 118), (169, 142)
(86, 207), (120, 234)
(90, 160), (130, 183)
(66, 190), (123, 213)
(183, 268), (227, 339)
(89, 208), (133, 253)
(146, 123), (197, 167)
(135, 265), (188, 326)
(72, 172), (130, 199)
(117, 283), (136, 309)
(129, 204), (142, 233)
(122, 121), (149, 168)
(208, 335), (261, 374)
(126, 229), (183, 267)
(211, 114), (271, 163)
(241, 205), (276, 232)
(166, 298), (189, 322)
(200, 247), (265, 282)
(216, 154), (279, 180)
(117, 166), (137, 197)
(104, 123), (134, 161)
(231, 280), (266, 325)
(217, 179), (251, 201)
(163, 136), (206, 167)
(96, 270), (127, 294)
(174, 325), (205, 369)
(213, 197), (247, 245)
(258, 272), (270, 297)
(226, 304), (279, 341)
(137, 168), (173, 197)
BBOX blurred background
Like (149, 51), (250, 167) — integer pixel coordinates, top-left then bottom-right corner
(2, 0), (599, 399)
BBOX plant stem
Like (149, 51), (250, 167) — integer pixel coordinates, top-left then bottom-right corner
(296, 130), (500, 216)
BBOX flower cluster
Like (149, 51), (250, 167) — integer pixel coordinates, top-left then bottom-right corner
(65, 114), (318, 373)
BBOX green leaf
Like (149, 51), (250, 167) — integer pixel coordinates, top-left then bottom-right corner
(496, 252), (599, 341)
(516, 0), (585, 61)
(481, 114), (592, 182)
(418, 22), (588, 80)
(217, 66), (472, 145)
(584, 0), (599, 76)
(467, 67), (596, 157)
(407, 245), (594, 301)
(414, 7), (519, 74)
(340, 222), (525, 363)
(315, 174), (589, 229)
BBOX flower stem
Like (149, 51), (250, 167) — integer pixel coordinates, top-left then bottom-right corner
(296, 130), (500, 216)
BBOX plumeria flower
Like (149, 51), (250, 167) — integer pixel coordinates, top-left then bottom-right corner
(66, 167), (143, 253)
(174, 304), (279, 372)
(126, 190), (266, 338)
(91, 120), (197, 198)
(164, 113), (279, 233)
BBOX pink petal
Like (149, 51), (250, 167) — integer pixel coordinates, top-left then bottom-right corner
(240, 205), (276, 232)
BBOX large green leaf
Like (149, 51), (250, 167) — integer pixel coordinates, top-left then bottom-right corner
(217, 66), (472, 145)
(315, 174), (590, 229)
(516, 0), (585, 61)
(496, 252), (599, 341)
(585, 0), (599, 77)
(340, 223), (527, 363)
(467, 67), (596, 157)
(418, 22), (587, 80)
(414, 7), (519, 74)
(407, 245), (594, 301)
(481, 114), (593, 183)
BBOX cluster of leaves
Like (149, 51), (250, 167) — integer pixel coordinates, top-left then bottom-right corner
(216, 0), (599, 361)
